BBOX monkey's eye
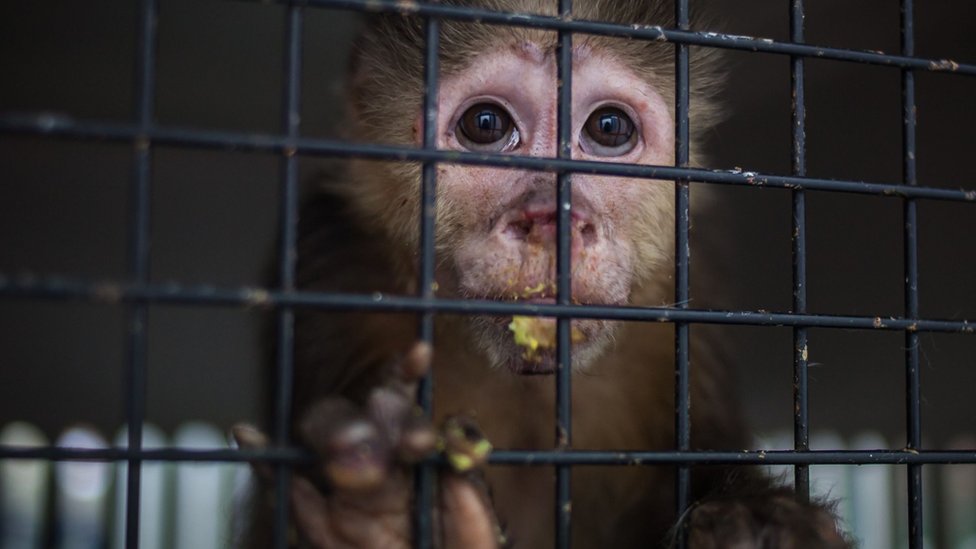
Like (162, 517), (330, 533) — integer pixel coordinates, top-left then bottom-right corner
(582, 107), (637, 156)
(456, 103), (518, 152)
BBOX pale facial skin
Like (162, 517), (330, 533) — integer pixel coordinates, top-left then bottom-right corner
(433, 41), (676, 374)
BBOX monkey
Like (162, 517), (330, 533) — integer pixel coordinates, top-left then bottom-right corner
(234, 0), (852, 547)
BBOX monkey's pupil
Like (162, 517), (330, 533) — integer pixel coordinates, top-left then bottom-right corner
(476, 112), (498, 132)
(459, 104), (510, 145)
(599, 115), (620, 134)
(587, 108), (634, 148)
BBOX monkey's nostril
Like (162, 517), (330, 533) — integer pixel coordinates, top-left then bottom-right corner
(580, 223), (597, 246)
(504, 219), (532, 240)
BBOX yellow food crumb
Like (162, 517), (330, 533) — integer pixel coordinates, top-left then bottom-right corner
(508, 316), (585, 359)
(509, 316), (553, 354)
(522, 282), (547, 296)
(471, 438), (493, 459)
(448, 452), (475, 472)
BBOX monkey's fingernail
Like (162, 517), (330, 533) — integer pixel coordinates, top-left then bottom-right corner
(398, 425), (437, 462)
(324, 422), (389, 491)
(231, 423), (268, 450)
(400, 341), (433, 380)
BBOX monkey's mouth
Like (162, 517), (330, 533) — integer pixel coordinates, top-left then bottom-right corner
(477, 310), (611, 376)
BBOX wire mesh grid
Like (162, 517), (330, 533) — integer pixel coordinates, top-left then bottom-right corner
(1, 0), (976, 548)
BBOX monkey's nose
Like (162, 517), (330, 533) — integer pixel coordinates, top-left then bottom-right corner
(504, 209), (598, 253)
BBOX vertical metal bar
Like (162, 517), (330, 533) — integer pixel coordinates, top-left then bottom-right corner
(900, 0), (923, 547)
(789, 0), (810, 504)
(272, 6), (303, 549)
(673, 0), (691, 541)
(555, 0), (574, 546)
(413, 14), (440, 549)
(124, 0), (158, 546)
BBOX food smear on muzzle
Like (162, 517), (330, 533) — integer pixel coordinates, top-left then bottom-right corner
(508, 316), (584, 361)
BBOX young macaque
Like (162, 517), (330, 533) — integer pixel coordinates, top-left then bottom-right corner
(235, 0), (851, 547)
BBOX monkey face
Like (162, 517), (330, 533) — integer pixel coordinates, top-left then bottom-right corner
(427, 41), (677, 374)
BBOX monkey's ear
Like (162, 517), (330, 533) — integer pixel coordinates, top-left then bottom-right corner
(344, 29), (375, 130)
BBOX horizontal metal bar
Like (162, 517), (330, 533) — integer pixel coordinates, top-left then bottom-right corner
(1, 274), (973, 334)
(0, 446), (312, 464)
(488, 449), (976, 466)
(2, 445), (974, 466)
(2, 114), (974, 202)
(242, 0), (976, 75)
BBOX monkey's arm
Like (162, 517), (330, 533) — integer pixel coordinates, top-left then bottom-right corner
(684, 489), (851, 549)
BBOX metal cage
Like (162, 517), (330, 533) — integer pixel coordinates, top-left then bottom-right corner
(1, 0), (975, 548)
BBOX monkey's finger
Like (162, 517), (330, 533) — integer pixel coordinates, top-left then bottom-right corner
(440, 475), (504, 549)
(687, 494), (851, 549)
(296, 474), (414, 549)
(231, 423), (274, 481)
(441, 416), (492, 473)
(291, 475), (341, 548)
(398, 341), (432, 382)
(397, 421), (438, 463)
(301, 399), (391, 492)
(366, 385), (436, 463)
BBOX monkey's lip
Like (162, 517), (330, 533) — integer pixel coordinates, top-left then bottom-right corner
(501, 312), (595, 363)
(510, 358), (559, 375)
(522, 297), (556, 305)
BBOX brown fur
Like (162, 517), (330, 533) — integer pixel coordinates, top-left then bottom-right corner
(291, 193), (748, 548)
(273, 1), (847, 547)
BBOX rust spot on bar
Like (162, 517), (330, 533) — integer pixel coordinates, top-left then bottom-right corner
(243, 288), (272, 309)
(929, 59), (960, 72)
(93, 283), (124, 304)
(394, 0), (420, 12)
(134, 135), (151, 151)
(556, 426), (569, 449)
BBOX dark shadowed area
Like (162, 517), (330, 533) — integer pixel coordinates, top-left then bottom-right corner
(1, 0), (973, 452)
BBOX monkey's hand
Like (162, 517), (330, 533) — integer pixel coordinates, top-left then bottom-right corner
(685, 491), (851, 549)
(234, 342), (502, 549)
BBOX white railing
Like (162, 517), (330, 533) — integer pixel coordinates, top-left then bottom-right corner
(1, 422), (251, 549)
(759, 431), (976, 549)
(2, 422), (975, 548)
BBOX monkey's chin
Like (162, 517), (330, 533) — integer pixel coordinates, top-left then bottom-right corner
(469, 316), (616, 376)
(505, 353), (559, 375)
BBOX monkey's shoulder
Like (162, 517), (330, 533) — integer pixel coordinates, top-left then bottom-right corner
(297, 188), (403, 294)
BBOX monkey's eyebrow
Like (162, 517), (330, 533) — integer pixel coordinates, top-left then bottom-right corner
(570, 43), (593, 63)
(512, 41), (547, 65)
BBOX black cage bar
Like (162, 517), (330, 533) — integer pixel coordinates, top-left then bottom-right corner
(554, 0), (574, 545)
(788, 0), (811, 505)
(1, 1), (976, 548)
(413, 11), (441, 549)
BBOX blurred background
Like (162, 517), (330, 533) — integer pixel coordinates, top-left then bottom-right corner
(1, 0), (974, 470)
